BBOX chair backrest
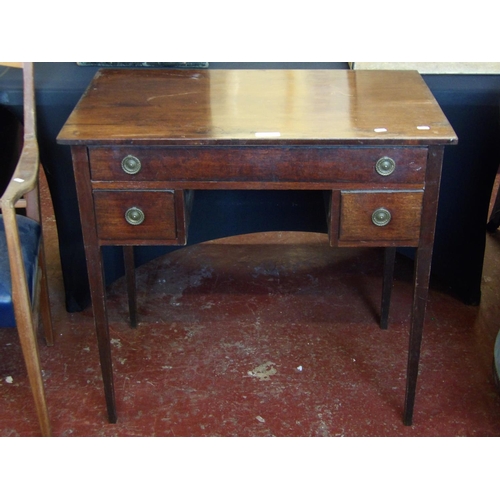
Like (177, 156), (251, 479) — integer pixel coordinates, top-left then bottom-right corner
(0, 63), (39, 221)
(0, 63), (35, 132)
(0, 62), (53, 436)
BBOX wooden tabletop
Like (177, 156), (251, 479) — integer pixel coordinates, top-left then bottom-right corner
(57, 69), (458, 146)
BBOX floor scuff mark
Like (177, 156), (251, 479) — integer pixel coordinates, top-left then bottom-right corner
(247, 361), (277, 381)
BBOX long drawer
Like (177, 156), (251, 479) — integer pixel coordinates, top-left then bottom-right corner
(88, 146), (427, 184)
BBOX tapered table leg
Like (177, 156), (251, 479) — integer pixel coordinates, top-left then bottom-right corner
(403, 246), (433, 425)
(71, 146), (117, 423)
(123, 246), (137, 328)
(87, 245), (117, 423)
(380, 247), (396, 330)
(403, 146), (444, 426)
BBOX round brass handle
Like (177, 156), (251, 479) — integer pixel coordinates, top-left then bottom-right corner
(121, 155), (142, 175)
(372, 208), (391, 227)
(125, 207), (145, 225)
(375, 157), (396, 176)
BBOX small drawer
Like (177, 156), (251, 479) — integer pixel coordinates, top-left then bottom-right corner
(93, 190), (189, 244)
(338, 190), (423, 245)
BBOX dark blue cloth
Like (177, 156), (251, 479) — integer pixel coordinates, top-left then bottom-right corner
(0, 214), (41, 327)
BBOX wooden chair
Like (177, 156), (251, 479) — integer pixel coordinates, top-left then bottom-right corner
(0, 62), (53, 436)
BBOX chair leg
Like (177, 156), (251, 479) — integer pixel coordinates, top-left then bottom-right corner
(16, 314), (52, 436)
(3, 208), (52, 436)
(38, 244), (54, 346)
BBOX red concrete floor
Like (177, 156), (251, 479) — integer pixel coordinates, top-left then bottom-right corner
(1, 174), (500, 437)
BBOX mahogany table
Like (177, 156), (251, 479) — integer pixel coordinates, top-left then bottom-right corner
(58, 69), (457, 426)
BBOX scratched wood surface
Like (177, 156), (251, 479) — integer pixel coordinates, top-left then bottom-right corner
(57, 69), (457, 146)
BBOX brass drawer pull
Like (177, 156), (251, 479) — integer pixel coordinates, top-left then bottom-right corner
(121, 155), (142, 175)
(125, 207), (145, 225)
(375, 157), (396, 176)
(372, 207), (391, 227)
